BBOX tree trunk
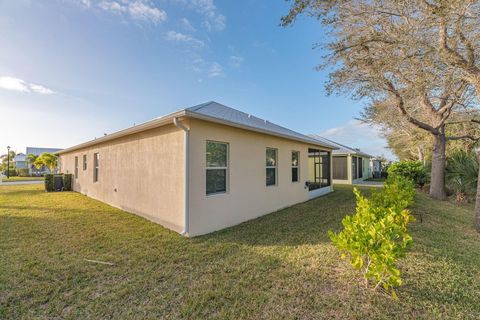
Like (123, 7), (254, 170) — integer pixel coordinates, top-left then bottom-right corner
(474, 151), (480, 232)
(429, 134), (447, 200)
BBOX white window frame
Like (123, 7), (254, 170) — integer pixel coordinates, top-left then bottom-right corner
(291, 150), (300, 182)
(266, 147), (278, 187)
(83, 154), (87, 171)
(206, 141), (229, 196)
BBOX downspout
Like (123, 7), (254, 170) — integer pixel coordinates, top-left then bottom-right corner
(173, 117), (190, 236)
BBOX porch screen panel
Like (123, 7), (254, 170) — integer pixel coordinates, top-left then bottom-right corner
(352, 156), (358, 180)
(308, 149), (331, 190)
(332, 156), (348, 180)
(358, 157), (363, 178)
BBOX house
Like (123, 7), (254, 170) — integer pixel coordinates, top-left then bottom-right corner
(308, 135), (373, 185)
(13, 153), (27, 169)
(19, 147), (63, 175)
(58, 101), (337, 236)
(370, 158), (383, 179)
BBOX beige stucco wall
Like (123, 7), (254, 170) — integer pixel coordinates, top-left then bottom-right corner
(59, 123), (185, 232)
(187, 119), (332, 236)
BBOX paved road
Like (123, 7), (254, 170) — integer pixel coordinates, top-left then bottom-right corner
(0, 180), (44, 186)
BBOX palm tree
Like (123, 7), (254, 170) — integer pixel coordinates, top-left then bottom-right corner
(26, 154), (38, 172)
(34, 153), (58, 173)
(446, 151), (478, 203)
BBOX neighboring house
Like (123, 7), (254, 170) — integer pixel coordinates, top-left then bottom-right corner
(14, 153), (28, 169)
(309, 135), (374, 185)
(370, 158), (383, 179)
(58, 101), (337, 237)
(24, 147), (62, 175)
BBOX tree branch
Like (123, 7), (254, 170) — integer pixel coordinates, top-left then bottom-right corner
(446, 135), (480, 141)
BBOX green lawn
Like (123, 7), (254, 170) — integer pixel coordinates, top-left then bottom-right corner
(1, 185), (479, 319)
(1, 176), (44, 182)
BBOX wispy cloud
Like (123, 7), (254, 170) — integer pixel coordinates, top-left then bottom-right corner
(180, 17), (196, 32)
(187, 0), (226, 31)
(164, 30), (204, 48)
(208, 62), (224, 77)
(319, 119), (395, 159)
(0, 77), (56, 95)
(78, 0), (167, 24)
(229, 55), (244, 68)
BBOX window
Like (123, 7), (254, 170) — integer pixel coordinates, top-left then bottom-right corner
(83, 155), (87, 170)
(93, 153), (99, 182)
(266, 148), (277, 186)
(291, 151), (299, 182)
(74, 156), (78, 179)
(206, 141), (228, 195)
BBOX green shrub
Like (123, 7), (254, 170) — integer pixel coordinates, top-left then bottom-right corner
(4, 169), (17, 177)
(328, 176), (415, 297)
(44, 174), (54, 192)
(63, 174), (73, 191)
(388, 160), (427, 187)
(17, 168), (30, 177)
(446, 151), (478, 202)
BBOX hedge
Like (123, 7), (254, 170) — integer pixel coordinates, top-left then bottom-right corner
(44, 174), (73, 192)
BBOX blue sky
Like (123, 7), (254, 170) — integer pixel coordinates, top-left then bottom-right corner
(0, 0), (393, 159)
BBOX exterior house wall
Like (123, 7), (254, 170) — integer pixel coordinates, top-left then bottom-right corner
(187, 119), (331, 236)
(15, 161), (28, 169)
(59, 123), (186, 232)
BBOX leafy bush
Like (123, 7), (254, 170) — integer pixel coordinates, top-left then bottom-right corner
(388, 160), (427, 187)
(17, 168), (30, 177)
(446, 151), (478, 202)
(45, 174), (54, 192)
(328, 176), (415, 297)
(63, 174), (73, 191)
(4, 169), (17, 177)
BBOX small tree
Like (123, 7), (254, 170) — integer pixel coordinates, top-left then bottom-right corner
(328, 177), (415, 297)
(34, 153), (58, 173)
(26, 154), (38, 168)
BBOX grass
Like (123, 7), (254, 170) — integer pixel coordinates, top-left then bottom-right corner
(1, 176), (44, 182)
(1, 185), (479, 319)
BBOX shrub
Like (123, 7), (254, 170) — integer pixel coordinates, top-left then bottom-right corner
(446, 151), (478, 203)
(17, 168), (30, 177)
(388, 160), (427, 187)
(44, 174), (55, 192)
(63, 174), (73, 191)
(4, 169), (17, 177)
(328, 176), (415, 297)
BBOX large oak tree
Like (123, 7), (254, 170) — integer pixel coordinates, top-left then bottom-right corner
(283, 0), (480, 199)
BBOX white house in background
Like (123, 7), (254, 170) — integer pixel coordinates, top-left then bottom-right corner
(58, 101), (338, 236)
(309, 135), (374, 185)
(370, 158), (383, 179)
(15, 147), (62, 175)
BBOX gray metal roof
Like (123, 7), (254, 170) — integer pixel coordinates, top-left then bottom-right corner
(14, 153), (26, 162)
(59, 101), (338, 154)
(185, 102), (338, 148)
(26, 147), (62, 156)
(308, 134), (374, 158)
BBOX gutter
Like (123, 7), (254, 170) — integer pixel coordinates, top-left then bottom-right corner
(173, 117), (190, 237)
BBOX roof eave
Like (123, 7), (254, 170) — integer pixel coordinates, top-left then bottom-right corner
(58, 110), (187, 154)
